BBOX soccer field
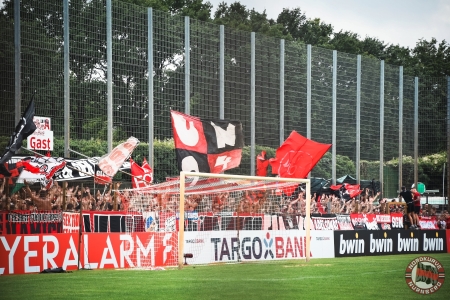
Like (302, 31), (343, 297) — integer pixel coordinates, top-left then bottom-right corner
(1, 254), (448, 300)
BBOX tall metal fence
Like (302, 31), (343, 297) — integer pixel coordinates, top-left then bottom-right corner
(1, 0), (448, 199)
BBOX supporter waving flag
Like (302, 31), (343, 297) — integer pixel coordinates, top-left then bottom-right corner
(97, 137), (140, 181)
(270, 130), (331, 179)
(330, 183), (362, 201)
(0, 161), (25, 185)
(0, 98), (37, 176)
(12, 155), (66, 192)
(171, 110), (244, 173)
(256, 150), (270, 177)
(130, 157), (153, 188)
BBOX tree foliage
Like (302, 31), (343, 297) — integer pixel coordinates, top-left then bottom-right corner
(0, 0), (448, 185)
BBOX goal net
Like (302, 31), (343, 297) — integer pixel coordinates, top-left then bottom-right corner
(117, 172), (311, 269)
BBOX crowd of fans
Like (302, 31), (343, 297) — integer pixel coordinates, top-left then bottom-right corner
(0, 179), (117, 211)
(0, 178), (449, 229)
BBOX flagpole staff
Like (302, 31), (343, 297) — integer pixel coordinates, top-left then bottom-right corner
(5, 178), (10, 210)
(68, 148), (153, 186)
(62, 181), (67, 210)
(77, 183), (83, 270)
(113, 182), (118, 211)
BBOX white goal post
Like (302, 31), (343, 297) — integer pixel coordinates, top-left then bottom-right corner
(178, 171), (311, 268)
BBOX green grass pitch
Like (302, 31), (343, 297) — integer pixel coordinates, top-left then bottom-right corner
(1, 254), (449, 300)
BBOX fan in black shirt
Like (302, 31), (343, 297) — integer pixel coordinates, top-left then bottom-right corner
(399, 186), (417, 229)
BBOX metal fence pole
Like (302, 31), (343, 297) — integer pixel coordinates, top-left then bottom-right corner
(219, 25), (224, 119)
(332, 50), (337, 183)
(279, 39), (285, 145)
(447, 76), (450, 210)
(306, 45), (311, 140)
(63, 0), (70, 158)
(250, 32), (255, 176)
(398, 66), (403, 189)
(14, 0), (21, 125)
(379, 61), (385, 195)
(106, 0), (112, 151)
(414, 77), (419, 187)
(185, 16), (190, 114)
(148, 8), (154, 168)
(307, 45), (312, 179)
(356, 55), (361, 184)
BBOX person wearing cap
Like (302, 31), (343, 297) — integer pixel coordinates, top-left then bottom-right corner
(399, 186), (417, 229)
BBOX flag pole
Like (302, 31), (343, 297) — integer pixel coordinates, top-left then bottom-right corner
(77, 183), (83, 270)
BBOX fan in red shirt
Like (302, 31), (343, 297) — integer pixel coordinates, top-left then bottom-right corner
(411, 187), (421, 228)
(444, 211), (450, 229)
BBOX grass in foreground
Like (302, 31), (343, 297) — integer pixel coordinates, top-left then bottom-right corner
(1, 254), (449, 300)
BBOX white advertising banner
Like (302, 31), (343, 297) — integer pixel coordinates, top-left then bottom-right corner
(26, 116), (53, 151)
(27, 129), (54, 151)
(183, 230), (335, 265)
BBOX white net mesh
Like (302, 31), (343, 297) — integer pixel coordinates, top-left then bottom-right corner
(117, 173), (311, 268)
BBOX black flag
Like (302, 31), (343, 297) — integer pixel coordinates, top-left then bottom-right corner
(0, 98), (37, 175)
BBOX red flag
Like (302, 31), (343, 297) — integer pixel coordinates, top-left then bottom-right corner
(316, 194), (326, 214)
(331, 183), (362, 200)
(256, 150), (270, 177)
(131, 157), (153, 188)
(269, 131), (331, 178)
(0, 161), (25, 184)
(344, 183), (362, 198)
(329, 184), (343, 191)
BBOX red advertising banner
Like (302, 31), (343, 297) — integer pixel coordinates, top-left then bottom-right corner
(375, 214), (392, 230)
(335, 214), (354, 230)
(63, 212), (80, 233)
(418, 216), (439, 230)
(349, 213), (404, 230)
(0, 232), (178, 275)
(350, 213), (379, 230)
(447, 230), (450, 253)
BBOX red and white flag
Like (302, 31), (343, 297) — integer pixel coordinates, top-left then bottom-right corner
(14, 155), (66, 190)
(130, 157), (153, 188)
(171, 110), (244, 174)
(330, 183), (362, 198)
(270, 131), (331, 179)
(98, 137), (139, 179)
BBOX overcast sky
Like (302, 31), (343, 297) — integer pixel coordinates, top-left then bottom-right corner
(207, 0), (450, 49)
(1, 0), (448, 49)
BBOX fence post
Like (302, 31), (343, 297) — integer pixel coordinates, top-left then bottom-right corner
(64, 0), (70, 158)
(279, 39), (285, 145)
(250, 32), (255, 176)
(219, 25), (224, 119)
(148, 8), (154, 169)
(106, 0), (113, 152)
(447, 76), (450, 211)
(356, 55), (361, 184)
(185, 16), (190, 114)
(379, 61), (385, 196)
(414, 77), (419, 188)
(306, 45), (312, 179)
(14, 0), (21, 126)
(398, 66), (403, 189)
(332, 50), (337, 183)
